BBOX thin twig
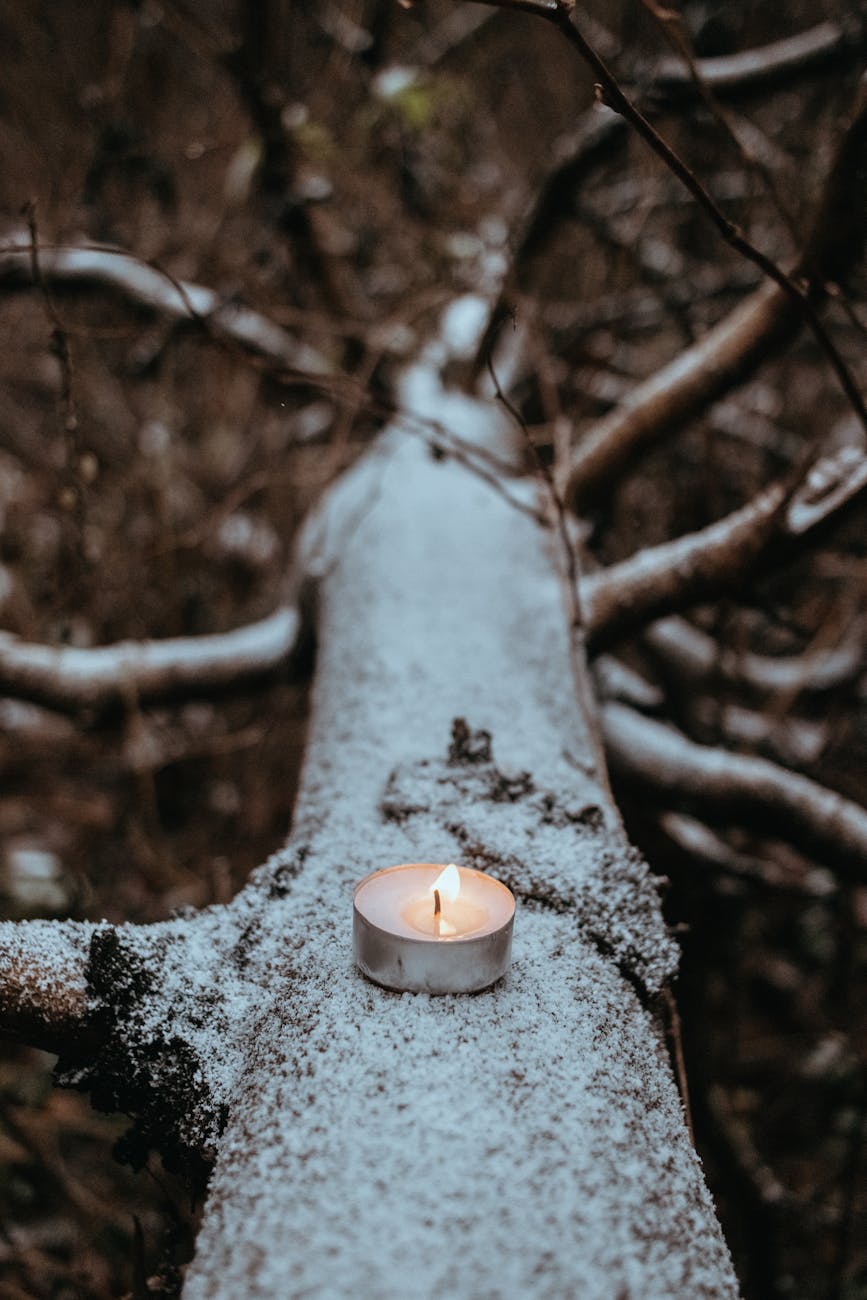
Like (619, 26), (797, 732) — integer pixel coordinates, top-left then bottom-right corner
(487, 359), (613, 794)
(22, 207), (87, 549)
(661, 987), (694, 1143)
(636, 0), (800, 240)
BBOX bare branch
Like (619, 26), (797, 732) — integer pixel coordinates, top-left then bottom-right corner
(565, 281), (793, 510)
(0, 237), (332, 376)
(0, 606), (300, 714)
(561, 71), (867, 509)
(487, 360), (613, 789)
(0, 920), (96, 1054)
(602, 702), (867, 873)
(470, 108), (626, 380)
(583, 445), (867, 652)
(482, 2), (867, 445)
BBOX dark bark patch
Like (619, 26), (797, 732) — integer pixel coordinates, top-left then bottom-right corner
(53, 924), (223, 1194)
(448, 717), (492, 764)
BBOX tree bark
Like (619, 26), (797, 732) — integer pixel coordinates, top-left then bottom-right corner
(0, 310), (739, 1297)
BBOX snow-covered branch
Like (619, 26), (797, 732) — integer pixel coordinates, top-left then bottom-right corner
(0, 237), (332, 376)
(657, 812), (836, 898)
(583, 445), (867, 652)
(0, 607), (300, 714)
(3, 441), (859, 717)
(645, 615), (865, 698)
(653, 17), (867, 95)
(0, 920), (95, 1054)
(602, 702), (867, 873)
(0, 299), (737, 1296)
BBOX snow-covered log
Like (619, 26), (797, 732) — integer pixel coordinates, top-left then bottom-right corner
(0, 304), (738, 1297)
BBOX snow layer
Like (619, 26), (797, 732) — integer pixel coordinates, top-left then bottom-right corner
(178, 335), (737, 1296)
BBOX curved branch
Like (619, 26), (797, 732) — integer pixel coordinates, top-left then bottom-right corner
(565, 281), (793, 510)
(0, 238), (332, 376)
(0, 606), (300, 714)
(645, 615), (865, 697)
(657, 812), (837, 898)
(602, 701), (867, 873)
(653, 16), (867, 96)
(0, 920), (96, 1054)
(583, 445), (867, 652)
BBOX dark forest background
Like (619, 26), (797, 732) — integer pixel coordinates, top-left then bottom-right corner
(0, 2), (865, 1297)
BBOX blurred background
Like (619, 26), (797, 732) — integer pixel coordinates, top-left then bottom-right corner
(0, 1), (865, 1296)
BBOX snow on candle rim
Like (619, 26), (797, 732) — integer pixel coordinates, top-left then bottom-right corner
(353, 863), (514, 943)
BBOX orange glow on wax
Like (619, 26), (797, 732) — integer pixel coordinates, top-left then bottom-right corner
(400, 863), (488, 938)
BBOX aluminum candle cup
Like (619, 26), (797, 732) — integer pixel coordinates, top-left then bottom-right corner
(353, 863), (515, 994)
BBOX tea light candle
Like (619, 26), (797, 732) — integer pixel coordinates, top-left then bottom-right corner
(353, 863), (515, 994)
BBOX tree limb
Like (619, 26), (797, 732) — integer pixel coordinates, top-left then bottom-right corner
(657, 811), (837, 898)
(583, 445), (867, 652)
(473, 11), (867, 376)
(0, 237), (332, 376)
(566, 281), (795, 510)
(652, 15), (867, 97)
(475, 3), (867, 467)
(0, 607), (300, 714)
(602, 701), (867, 873)
(518, 24), (867, 508)
(644, 615), (865, 698)
(0, 920), (96, 1055)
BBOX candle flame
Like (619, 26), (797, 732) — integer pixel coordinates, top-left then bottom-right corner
(432, 863), (461, 903)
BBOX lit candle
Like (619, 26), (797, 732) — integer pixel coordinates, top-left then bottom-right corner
(353, 862), (515, 994)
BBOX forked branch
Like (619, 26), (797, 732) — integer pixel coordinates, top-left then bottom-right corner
(468, 2), (867, 505)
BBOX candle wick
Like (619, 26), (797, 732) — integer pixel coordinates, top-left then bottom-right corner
(433, 889), (441, 918)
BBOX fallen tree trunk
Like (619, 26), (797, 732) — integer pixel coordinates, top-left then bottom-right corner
(0, 309), (738, 1297)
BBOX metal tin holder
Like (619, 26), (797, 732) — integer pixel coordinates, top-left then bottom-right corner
(353, 865), (515, 994)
